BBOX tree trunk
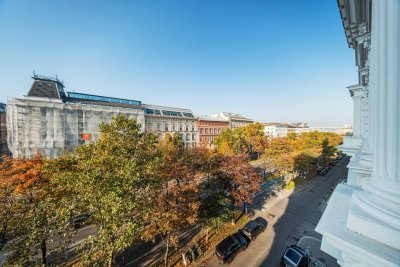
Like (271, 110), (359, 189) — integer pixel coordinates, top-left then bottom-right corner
(231, 198), (235, 225)
(41, 239), (47, 266)
(108, 250), (115, 267)
(164, 234), (170, 267)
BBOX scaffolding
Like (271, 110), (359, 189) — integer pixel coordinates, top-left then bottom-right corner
(7, 97), (145, 158)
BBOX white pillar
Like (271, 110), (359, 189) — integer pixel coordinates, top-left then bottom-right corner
(347, 85), (365, 138)
(347, 0), (400, 250)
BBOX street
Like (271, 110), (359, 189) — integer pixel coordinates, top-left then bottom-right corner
(206, 157), (349, 267)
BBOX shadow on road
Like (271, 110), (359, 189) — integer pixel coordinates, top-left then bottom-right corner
(116, 226), (200, 267)
(254, 158), (349, 266)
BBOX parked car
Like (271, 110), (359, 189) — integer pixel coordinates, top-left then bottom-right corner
(280, 245), (310, 267)
(317, 168), (327, 176)
(66, 214), (91, 230)
(241, 218), (267, 241)
(216, 232), (248, 264)
(333, 159), (338, 164)
(329, 162), (336, 167)
(254, 217), (268, 229)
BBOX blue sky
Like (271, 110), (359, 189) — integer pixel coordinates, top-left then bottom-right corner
(0, 0), (357, 126)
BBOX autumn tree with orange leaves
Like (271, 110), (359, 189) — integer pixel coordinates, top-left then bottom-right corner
(0, 154), (54, 266)
(214, 154), (261, 221)
(144, 134), (206, 267)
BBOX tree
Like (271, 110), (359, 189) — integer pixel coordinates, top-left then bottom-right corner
(321, 138), (336, 164)
(264, 137), (295, 176)
(215, 154), (261, 222)
(144, 138), (203, 267)
(214, 123), (267, 157)
(198, 153), (230, 241)
(48, 115), (161, 266)
(243, 123), (266, 157)
(0, 154), (53, 266)
(263, 132), (343, 181)
(214, 129), (236, 155)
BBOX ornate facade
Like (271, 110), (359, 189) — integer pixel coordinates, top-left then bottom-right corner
(316, 1), (400, 266)
(197, 117), (229, 148)
(143, 104), (197, 148)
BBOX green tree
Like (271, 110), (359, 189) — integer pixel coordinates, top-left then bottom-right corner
(48, 115), (161, 266)
(214, 123), (267, 157)
(321, 138), (336, 164)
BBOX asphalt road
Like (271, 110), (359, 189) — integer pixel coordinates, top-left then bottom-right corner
(206, 157), (350, 267)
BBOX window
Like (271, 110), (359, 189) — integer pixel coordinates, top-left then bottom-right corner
(145, 108), (161, 115)
(192, 134), (195, 141)
(165, 124), (168, 131)
(179, 124), (183, 131)
(68, 92), (141, 105)
(186, 125), (189, 131)
(162, 110), (183, 117)
(182, 112), (194, 118)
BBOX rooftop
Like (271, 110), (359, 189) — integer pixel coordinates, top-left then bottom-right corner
(210, 112), (253, 121)
(67, 92), (142, 106)
(143, 104), (194, 118)
(26, 74), (142, 109)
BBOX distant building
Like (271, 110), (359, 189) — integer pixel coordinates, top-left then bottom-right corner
(7, 74), (144, 158)
(309, 126), (353, 135)
(197, 117), (229, 148)
(262, 123), (289, 138)
(143, 104), (197, 148)
(210, 112), (253, 129)
(291, 122), (309, 128)
(262, 122), (352, 138)
(0, 103), (10, 156)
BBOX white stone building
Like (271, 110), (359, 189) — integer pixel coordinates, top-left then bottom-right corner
(316, 1), (400, 266)
(143, 104), (197, 148)
(262, 123), (289, 138)
(210, 112), (253, 129)
(7, 75), (144, 158)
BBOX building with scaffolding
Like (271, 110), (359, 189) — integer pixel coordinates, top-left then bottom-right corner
(143, 104), (197, 148)
(0, 103), (10, 157)
(7, 74), (144, 158)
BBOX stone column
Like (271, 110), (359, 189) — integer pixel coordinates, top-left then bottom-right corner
(348, 85), (365, 138)
(347, 0), (400, 250)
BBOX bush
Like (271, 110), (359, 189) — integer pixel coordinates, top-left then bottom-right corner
(283, 181), (295, 191)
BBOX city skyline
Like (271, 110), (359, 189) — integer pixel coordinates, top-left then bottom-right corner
(0, 1), (356, 126)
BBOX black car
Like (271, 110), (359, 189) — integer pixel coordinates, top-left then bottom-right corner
(67, 214), (91, 230)
(254, 217), (268, 229)
(317, 168), (327, 176)
(241, 218), (267, 241)
(216, 232), (248, 264)
(281, 245), (310, 267)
